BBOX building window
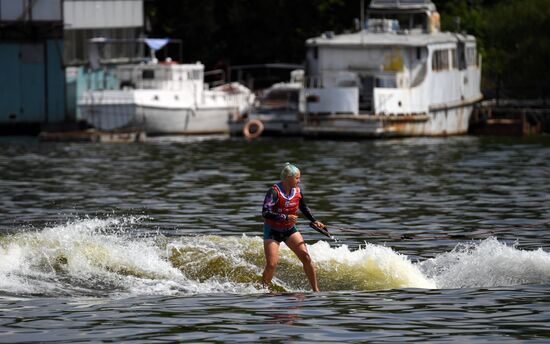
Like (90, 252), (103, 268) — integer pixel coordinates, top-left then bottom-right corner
(63, 27), (144, 66)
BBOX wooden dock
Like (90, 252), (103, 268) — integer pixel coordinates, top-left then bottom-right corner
(38, 128), (146, 143)
(470, 99), (550, 136)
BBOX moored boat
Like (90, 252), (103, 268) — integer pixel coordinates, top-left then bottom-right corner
(229, 70), (304, 138)
(302, 0), (483, 138)
(79, 59), (254, 135)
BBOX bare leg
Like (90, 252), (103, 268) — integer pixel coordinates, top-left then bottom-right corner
(285, 232), (320, 292)
(262, 239), (280, 287)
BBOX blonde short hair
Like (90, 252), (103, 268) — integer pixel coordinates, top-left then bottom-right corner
(280, 162), (300, 179)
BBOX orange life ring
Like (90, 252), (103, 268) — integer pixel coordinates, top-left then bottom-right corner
(243, 119), (264, 140)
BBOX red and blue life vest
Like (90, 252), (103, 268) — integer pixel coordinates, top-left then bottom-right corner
(265, 183), (301, 230)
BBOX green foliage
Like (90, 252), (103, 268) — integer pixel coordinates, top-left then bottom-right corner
(146, 0), (360, 66)
(437, 0), (550, 97)
(482, 0), (550, 96)
(147, 0), (550, 97)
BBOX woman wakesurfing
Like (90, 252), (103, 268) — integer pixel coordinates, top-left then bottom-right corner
(261, 162), (327, 292)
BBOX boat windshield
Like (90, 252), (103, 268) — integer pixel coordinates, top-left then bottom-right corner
(367, 12), (426, 32)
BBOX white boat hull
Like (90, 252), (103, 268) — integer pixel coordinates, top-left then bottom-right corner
(80, 102), (233, 135)
(139, 106), (231, 135)
(78, 62), (254, 136)
(304, 105), (474, 138)
(229, 112), (302, 137)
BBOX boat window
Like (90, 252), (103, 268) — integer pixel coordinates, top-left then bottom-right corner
(368, 13), (426, 32)
(189, 70), (201, 80)
(457, 42), (467, 70)
(466, 47), (477, 66)
(416, 47), (422, 60)
(411, 13), (426, 31)
(142, 69), (155, 80)
(431, 49), (449, 71)
(394, 14), (408, 30)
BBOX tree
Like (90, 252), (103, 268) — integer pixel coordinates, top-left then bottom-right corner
(146, 0), (550, 97)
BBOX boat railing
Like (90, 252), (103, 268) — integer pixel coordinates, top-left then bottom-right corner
(136, 79), (198, 91)
(114, 64), (205, 91)
(80, 67), (203, 92)
(304, 76), (324, 89)
(305, 72), (361, 89)
(204, 69), (226, 87)
(369, 0), (433, 10)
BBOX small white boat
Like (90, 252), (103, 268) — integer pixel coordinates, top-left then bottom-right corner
(229, 70), (304, 138)
(79, 60), (254, 135)
(302, 0), (483, 138)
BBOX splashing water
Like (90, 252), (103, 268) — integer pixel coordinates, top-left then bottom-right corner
(0, 217), (191, 296)
(1, 218), (549, 297)
(420, 237), (550, 288)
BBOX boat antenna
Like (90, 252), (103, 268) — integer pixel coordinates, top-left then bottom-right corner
(360, 0), (365, 30)
(454, 16), (461, 32)
(360, 0), (366, 44)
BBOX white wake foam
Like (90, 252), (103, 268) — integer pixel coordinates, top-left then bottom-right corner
(2, 218), (550, 296)
(420, 237), (550, 288)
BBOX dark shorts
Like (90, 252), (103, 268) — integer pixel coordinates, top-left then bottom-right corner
(263, 224), (298, 243)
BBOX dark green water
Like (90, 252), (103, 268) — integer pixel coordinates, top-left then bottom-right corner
(0, 135), (549, 342)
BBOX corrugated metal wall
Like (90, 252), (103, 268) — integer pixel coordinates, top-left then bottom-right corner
(64, 0), (143, 29)
(19, 43), (46, 123)
(0, 44), (22, 123)
(0, 0), (143, 129)
(0, 0), (62, 21)
(0, 0), (65, 128)
(46, 40), (66, 123)
(62, 1), (145, 121)
(0, 43), (44, 124)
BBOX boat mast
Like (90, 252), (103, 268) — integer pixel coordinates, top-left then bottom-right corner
(360, 0), (365, 30)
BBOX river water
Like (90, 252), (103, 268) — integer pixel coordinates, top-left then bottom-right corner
(0, 135), (549, 342)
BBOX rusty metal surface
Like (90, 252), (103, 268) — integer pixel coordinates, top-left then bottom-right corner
(469, 100), (550, 135)
(38, 129), (146, 143)
(304, 107), (472, 138)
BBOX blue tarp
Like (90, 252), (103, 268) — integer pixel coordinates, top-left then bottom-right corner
(144, 38), (170, 51)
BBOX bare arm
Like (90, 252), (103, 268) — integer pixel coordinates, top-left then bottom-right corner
(299, 191), (316, 222)
(300, 190), (327, 229)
